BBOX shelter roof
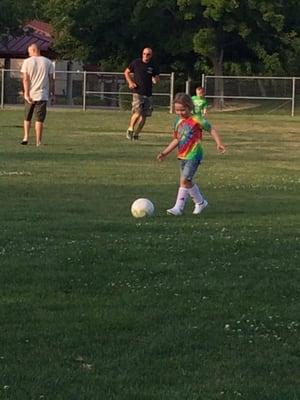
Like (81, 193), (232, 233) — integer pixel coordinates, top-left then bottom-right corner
(0, 20), (54, 59)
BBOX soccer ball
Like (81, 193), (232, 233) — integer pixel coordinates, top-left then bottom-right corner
(131, 198), (155, 218)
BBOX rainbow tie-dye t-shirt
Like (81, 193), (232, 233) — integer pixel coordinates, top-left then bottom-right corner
(173, 116), (203, 161)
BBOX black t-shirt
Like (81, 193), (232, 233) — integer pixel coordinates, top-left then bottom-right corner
(128, 58), (159, 97)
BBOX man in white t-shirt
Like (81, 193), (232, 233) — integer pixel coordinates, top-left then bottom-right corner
(21, 44), (54, 146)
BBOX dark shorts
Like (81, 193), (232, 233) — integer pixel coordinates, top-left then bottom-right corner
(24, 101), (47, 123)
(132, 94), (153, 117)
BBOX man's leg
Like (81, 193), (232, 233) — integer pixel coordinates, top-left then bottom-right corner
(22, 120), (31, 143)
(133, 115), (146, 139)
(133, 96), (152, 139)
(35, 101), (47, 146)
(126, 94), (144, 140)
(133, 96), (153, 140)
(126, 112), (140, 139)
(22, 101), (34, 144)
(128, 112), (140, 131)
(35, 121), (43, 146)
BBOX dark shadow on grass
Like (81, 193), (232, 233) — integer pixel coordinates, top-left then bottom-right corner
(0, 125), (23, 128)
(1, 149), (160, 162)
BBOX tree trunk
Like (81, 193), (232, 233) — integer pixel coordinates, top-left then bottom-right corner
(211, 49), (224, 110)
(257, 79), (266, 97)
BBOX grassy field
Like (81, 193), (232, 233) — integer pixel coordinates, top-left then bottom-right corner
(0, 108), (299, 400)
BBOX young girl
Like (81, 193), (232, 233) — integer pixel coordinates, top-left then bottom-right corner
(157, 92), (225, 216)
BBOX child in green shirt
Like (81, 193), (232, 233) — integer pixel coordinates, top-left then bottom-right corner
(192, 86), (212, 131)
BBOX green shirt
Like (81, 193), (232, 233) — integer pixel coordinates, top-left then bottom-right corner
(191, 95), (208, 116)
(191, 95), (211, 133)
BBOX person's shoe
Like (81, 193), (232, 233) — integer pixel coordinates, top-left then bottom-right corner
(126, 129), (133, 140)
(21, 140), (28, 145)
(133, 134), (139, 140)
(167, 207), (182, 216)
(193, 200), (208, 215)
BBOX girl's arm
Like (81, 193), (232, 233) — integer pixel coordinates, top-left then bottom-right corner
(210, 128), (226, 153)
(157, 138), (179, 161)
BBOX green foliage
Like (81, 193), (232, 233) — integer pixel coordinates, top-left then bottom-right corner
(0, 0), (33, 39)
(3, 0), (299, 78)
(284, 37), (300, 75)
(177, 0), (300, 77)
(201, 0), (239, 20)
(193, 28), (217, 58)
(98, 57), (128, 73)
(39, 0), (90, 61)
(253, 45), (283, 74)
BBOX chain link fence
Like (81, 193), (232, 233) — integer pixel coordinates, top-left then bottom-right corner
(0, 69), (175, 112)
(3, 69), (299, 116)
(186, 75), (300, 116)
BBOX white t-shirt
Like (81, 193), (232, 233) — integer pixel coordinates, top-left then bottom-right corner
(21, 56), (54, 101)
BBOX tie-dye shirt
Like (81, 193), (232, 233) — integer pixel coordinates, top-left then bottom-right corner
(173, 116), (203, 161)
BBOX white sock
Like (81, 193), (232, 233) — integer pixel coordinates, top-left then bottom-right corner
(173, 187), (189, 211)
(188, 184), (204, 205)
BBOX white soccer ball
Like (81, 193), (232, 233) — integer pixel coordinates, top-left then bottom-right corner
(131, 198), (155, 218)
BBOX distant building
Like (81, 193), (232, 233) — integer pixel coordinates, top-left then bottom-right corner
(0, 20), (83, 104)
(0, 20), (54, 66)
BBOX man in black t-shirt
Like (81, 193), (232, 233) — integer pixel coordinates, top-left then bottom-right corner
(124, 47), (160, 140)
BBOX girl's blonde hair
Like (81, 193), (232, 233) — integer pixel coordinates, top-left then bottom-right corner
(173, 92), (194, 112)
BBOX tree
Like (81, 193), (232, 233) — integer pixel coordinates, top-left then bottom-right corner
(0, 0), (33, 40)
(177, 0), (298, 107)
(40, 0), (299, 97)
(42, 0), (201, 74)
(41, 0), (140, 65)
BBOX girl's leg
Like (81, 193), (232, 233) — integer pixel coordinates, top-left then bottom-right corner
(188, 184), (205, 204)
(167, 160), (205, 216)
(167, 186), (189, 216)
(188, 184), (208, 214)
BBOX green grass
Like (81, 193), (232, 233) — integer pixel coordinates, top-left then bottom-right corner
(0, 109), (299, 400)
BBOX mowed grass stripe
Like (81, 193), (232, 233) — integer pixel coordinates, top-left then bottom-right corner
(0, 109), (299, 400)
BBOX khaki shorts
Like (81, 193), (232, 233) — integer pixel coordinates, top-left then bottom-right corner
(132, 94), (153, 117)
(25, 101), (47, 123)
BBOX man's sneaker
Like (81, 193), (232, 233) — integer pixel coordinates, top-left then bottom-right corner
(167, 207), (182, 216)
(193, 200), (208, 215)
(126, 129), (133, 140)
(133, 134), (139, 140)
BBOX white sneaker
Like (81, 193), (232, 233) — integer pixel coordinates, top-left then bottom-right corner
(167, 207), (182, 216)
(126, 129), (133, 140)
(193, 200), (208, 215)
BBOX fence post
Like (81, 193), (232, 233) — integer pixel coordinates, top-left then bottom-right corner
(1, 69), (4, 109)
(83, 71), (87, 111)
(201, 73), (205, 88)
(291, 77), (295, 117)
(185, 78), (191, 95)
(170, 72), (175, 113)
